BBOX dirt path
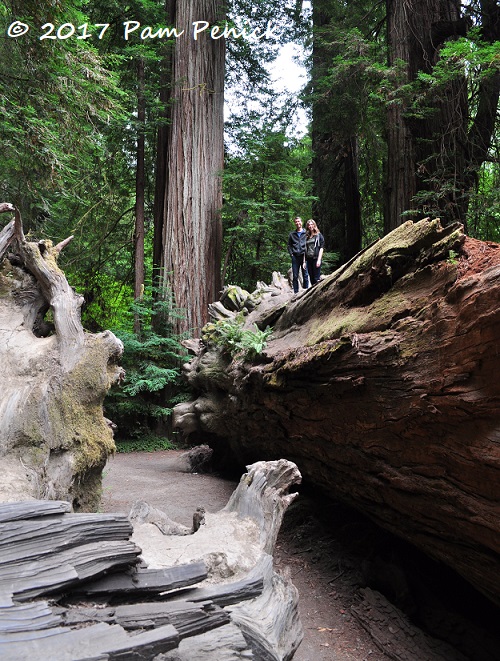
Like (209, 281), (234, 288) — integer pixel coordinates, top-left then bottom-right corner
(101, 451), (500, 661)
(101, 450), (390, 661)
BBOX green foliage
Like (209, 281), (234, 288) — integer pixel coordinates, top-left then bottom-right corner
(116, 435), (177, 453)
(320, 250), (341, 275)
(223, 116), (314, 290)
(467, 162), (500, 242)
(105, 292), (189, 443)
(203, 318), (273, 360)
(1, 0), (173, 334)
(378, 19), (500, 228)
(0, 0), (126, 227)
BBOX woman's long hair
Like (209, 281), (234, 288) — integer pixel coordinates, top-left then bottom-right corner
(306, 219), (320, 237)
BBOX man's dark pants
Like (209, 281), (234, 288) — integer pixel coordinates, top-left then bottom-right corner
(291, 253), (309, 293)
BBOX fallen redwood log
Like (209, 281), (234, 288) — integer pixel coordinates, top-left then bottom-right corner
(0, 204), (123, 510)
(173, 218), (500, 606)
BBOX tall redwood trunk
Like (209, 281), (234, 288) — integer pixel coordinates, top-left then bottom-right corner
(160, 0), (225, 335)
(385, 0), (475, 231)
(311, 2), (362, 265)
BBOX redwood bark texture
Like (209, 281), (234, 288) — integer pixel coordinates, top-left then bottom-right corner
(385, 0), (468, 230)
(160, 0), (225, 335)
(174, 218), (500, 606)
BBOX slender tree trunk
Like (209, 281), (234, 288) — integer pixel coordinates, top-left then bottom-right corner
(250, 169), (266, 285)
(160, 0), (225, 336)
(344, 135), (362, 260)
(134, 57), (146, 336)
(153, 0), (177, 293)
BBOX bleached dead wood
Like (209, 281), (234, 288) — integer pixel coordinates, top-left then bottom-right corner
(0, 460), (303, 660)
(131, 459), (304, 660)
(0, 503), (139, 603)
(0, 204), (123, 509)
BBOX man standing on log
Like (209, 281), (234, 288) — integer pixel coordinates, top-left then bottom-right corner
(288, 217), (309, 294)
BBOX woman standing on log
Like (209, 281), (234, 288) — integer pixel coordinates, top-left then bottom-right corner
(305, 219), (324, 286)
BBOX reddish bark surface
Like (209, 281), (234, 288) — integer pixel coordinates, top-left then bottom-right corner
(174, 220), (500, 607)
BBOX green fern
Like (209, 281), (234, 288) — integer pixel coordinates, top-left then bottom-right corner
(204, 319), (273, 360)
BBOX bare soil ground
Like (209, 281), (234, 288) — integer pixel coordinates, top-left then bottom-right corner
(101, 451), (499, 661)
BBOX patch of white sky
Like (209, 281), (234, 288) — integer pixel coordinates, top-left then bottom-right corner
(224, 1), (312, 143)
(267, 41), (310, 135)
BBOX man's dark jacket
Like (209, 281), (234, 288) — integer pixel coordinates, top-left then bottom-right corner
(288, 230), (306, 257)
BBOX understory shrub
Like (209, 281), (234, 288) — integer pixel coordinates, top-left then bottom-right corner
(116, 436), (177, 453)
(105, 292), (189, 447)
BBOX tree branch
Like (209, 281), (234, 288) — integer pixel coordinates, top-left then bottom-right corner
(54, 235), (75, 256)
(0, 220), (15, 262)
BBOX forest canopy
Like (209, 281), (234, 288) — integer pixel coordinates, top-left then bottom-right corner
(1, 0), (499, 443)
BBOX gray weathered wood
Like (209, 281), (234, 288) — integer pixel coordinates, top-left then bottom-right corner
(1, 204), (123, 510)
(229, 554), (302, 661)
(172, 572), (264, 607)
(0, 500), (72, 523)
(55, 600), (230, 639)
(0, 216), (15, 261)
(0, 513), (133, 564)
(0, 621), (179, 661)
(0, 601), (60, 633)
(131, 460), (303, 660)
(161, 623), (254, 660)
(0, 460), (303, 660)
(129, 500), (192, 535)
(78, 562), (208, 596)
(223, 459), (301, 555)
(1, 540), (141, 601)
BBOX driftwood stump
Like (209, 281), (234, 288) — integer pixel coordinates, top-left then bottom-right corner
(173, 218), (500, 606)
(0, 204), (123, 510)
(131, 459), (303, 660)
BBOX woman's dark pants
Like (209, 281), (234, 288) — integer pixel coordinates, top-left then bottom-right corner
(306, 258), (321, 285)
